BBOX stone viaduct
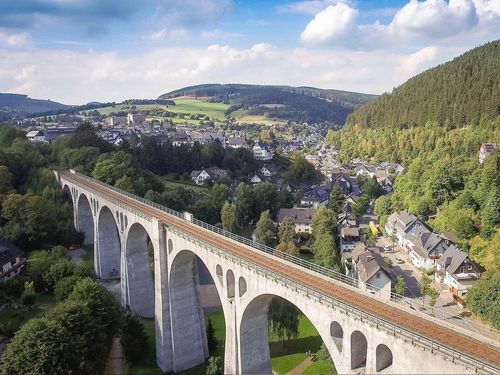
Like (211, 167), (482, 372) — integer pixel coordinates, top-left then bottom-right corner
(56, 170), (500, 374)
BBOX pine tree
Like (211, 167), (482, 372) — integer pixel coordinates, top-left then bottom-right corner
(206, 318), (217, 354)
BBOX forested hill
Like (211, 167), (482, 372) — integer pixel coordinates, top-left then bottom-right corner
(0, 93), (70, 114)
(159, 84), (376, 124)
(346, 40), (500, 129)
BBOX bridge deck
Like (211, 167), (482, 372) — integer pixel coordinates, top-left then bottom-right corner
(61, 171), (500, 370)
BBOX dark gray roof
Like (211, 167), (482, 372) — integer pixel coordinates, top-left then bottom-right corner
(0, 237), (23, 266)
(278, 208), (317, 225)
(357, 250), (390, 283)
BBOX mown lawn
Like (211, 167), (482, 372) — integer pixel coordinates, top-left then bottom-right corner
(303, 360), (336, 375)
(269, 315), (323, 375)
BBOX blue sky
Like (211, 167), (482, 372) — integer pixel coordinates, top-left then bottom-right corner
(0, 0), (499, 104)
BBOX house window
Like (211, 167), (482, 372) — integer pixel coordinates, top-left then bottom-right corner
(468, 265), (473, 271)
(376, 272), (381, 279)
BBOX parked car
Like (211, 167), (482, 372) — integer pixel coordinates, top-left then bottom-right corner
(383, 246), (390, 252)
(395, 257), (404, 264)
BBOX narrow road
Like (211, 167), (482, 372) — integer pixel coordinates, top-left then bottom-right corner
(61, 171), (500, 370)
(286, 357), (313, 375)
(104, 338), (126, 375)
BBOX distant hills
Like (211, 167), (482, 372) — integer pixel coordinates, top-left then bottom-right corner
(159, 84), (376, 125)
(346, 40), (500, 129)
(0, 93), (70, 115)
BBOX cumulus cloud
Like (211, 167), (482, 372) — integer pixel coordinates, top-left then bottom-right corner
(300, 0), (500, 47)
(391, 0), (478, 38)
(300, 2), (358, 44)
(0, 42), (461, 104)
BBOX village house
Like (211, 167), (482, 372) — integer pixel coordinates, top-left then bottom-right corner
(355, 164), (376, 179)
(340, 226), (361, 252)
(171, 131), (192, 146)
(252, 141), (274, 161)
(410, 232), (451, 270)
(375, 170), (394, 193)
(348, 244), (392, 300)
(249, 172), (268, 185)
(127, 113), (146, 125)
(436, 245), (484, 302)
(301, 186), (329, 208)
(190, 167), (228, 185)
(385, 211), (430, 252)
(104, 116), (127, 127)
(26, 129), (47, 143)
(0, 237), (25, 283)
(261, 163), (278, 177)
(327, 175), (352, 196)
(479, 143), (499, 164)
(227, 136), (248, 149)
(278, 207), (318, 234)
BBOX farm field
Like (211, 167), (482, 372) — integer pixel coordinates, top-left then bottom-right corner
(87, 98), (230, 125)
(83, 97), (289, 126)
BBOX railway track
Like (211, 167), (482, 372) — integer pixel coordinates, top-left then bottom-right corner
(61, 171), (500, 370)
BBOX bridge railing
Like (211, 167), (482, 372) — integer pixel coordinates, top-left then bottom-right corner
(67, 171), (500, 340)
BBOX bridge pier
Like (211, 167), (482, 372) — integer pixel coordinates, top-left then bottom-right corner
(154, 222), (174, 371)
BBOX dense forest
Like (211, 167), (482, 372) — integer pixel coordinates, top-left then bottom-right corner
(159, 83), (375, 124)
(0, 93), (69, 115)
(346, 40), (500, 129)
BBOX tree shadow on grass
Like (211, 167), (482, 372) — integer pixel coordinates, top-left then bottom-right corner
(270, 335), (323, 357)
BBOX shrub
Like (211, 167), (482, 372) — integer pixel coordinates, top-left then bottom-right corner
(54, 275), (81, 301)
(120, 310), (149, 364)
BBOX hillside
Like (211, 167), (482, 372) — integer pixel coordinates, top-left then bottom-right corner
(346, 40), (500, 129)
(159, 84), (375, 125)
(0, 93), (70, 115)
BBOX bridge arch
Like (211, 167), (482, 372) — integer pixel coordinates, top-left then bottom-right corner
(226, 269), (235, 298)
(76, 193), (94, 246)
(62, 184), (72, 202)
(169, 249), (228, 372)
(97, 206), (121, 280)
(376, 344), (393, 372)
(239, 293), (339, 375)
(351, 330), (368, 370)
(330, 321), (344, 351)
(124, 222), (155, 317)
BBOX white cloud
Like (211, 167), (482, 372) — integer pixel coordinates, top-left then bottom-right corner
(0, 29), (31, 47)
(144, 28), (188, 41)
(300, 2), (358, 44)
(299, 0), (500, 47)
(0, 42), (465, 104)
(391, 0), (478, 38)
(201, 29), (244, 40)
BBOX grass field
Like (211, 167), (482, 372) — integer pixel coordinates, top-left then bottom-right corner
(87, 98), (230, 125)
(84, 97), (289, 126)
(269, 315), (324, 374)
